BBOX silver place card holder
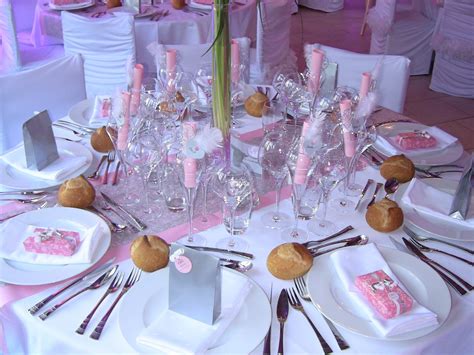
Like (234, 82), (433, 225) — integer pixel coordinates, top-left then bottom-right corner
(320, 62), (338, 98)
(168, 244), (222, 325)
(449, 154), (473, 220)
(22, 110), (59, 171)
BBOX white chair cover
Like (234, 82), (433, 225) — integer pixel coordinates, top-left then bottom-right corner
(11, 0), (36, 45)
(299, 0), (344, 13)
(61, 12), (136, 98)
(368, 0), (436, 75)
(251, 0), (296, 84)
(0, 55), (87, 154)
(0, 0), (21, 73)
(430, 0), (474, 98)
(307, 44), (411, 113)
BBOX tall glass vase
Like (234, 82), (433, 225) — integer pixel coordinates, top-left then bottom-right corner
(212, 0), (231, 163)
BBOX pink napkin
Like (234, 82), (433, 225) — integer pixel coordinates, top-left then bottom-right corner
(183, 122), (197, 188)
(231, 40), (240, 84)
(340, 100), (356, 158)
(130, 64), (144, 116)
(359, 72), (372, 99)
(294, 121), (311, 185)
(309, 49), (324, 95)
(117, 92), (131, 151)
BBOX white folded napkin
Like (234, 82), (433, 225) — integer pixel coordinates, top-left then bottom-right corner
(89, 95), (112, 126)
(0, 219), (102, 264)
(331, 243), (438, 337)
(376, 126), (458, 157)
(401, 178), (474, 227)
(1, 144), (88, 182)
(136, 271), (253, 354)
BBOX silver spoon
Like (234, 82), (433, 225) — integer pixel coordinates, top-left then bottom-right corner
(384, 178), (400, 199)
(310, 235), (369, 258)
(221, 259), (253, 273)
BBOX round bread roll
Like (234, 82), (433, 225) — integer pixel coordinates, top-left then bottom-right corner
(171, 0), (185, 9)
(244, 92), (268, 117)
(131, 235), (169, 272)
(90, 126), (114, 153)
(57, 175), (95, 208)
(267, 243), (313, 280)
(366, 198), (404, 232)
(380, 154), (415, 183)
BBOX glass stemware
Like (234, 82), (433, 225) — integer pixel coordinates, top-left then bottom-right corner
(212, 165), (254, 251)
(258, 131), (292, 229)
(261, 100), (285, 134)
(200, 148), (225, 224)
(195, 63), (213, 117)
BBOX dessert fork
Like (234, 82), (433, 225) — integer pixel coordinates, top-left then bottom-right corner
(76, 272), (124, 334)
(90, 267), (142, 340)
(409, 237), (473, 266)
(39, 265), (118, 320)
(403, 226), (474, 255)
(102, 151), (116, 184)
(88, 155), (107, 179)
(287, 288), (333, 354)
(294, 277), (349, 350)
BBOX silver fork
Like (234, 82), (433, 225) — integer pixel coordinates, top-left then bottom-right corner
(0, 195), (47, 204)
(88, 155), (107, 179)
(0, 201), (49, 222)
(294, 277), (350, 351)
(409, 238), (473, 266)
(287, 288), (333, 354)
(90, 267), (142, 340)
(102, 151), (116, 184)
(76, 272), (124, 334)
(39, 266), (118, 320)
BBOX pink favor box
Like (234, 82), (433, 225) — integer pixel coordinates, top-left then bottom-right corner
(23, 228), (80, 256)
(395, 132), (437, 150)
(355, 270), (413, 319)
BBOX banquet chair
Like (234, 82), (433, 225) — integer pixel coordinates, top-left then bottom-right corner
(308, 44), (410, 113)
(0, 0), (64, 74)
(430, 0), (474, 98)
(250, 0), (296, 84)
(299, 0), (344, 13)
(367, 0), (437, 75)
(61, 11), (136, 98)
(11, 0), (37, 45)
(0, 55), (87, 154)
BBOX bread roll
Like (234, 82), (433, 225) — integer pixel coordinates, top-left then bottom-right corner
(171, 0), (185, 9)
(366, 198), (404, 232)
(380, 154), (415, 183)
(267, 243), (313, 280)
(244, 92), (268, 117)
(130, 235), (169, 272)
(90, 126), (114, 153)
(58, 175), (95, 209)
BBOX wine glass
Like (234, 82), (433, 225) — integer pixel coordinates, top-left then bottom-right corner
(261, 100), (285, 134)
(212, 165), (254, 250)
(195, 63), (213, 116)
(200, 147), (225, 224)
(258, 131), (293, 229)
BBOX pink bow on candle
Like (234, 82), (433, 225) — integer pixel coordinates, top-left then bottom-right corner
(117, 92), (131, 151)
(359, 72), (372, 99)
(130, 64), (144, 116)
(340, 99), (356, 158)
(309, 49), (324, 95)
(231, 39), (240, 84)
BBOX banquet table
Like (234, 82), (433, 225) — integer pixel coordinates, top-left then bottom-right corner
(31, 0), (257, 66)
(1, 108), (474, 354)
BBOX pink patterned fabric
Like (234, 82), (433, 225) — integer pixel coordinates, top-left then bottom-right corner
(23, 228), (80, 257)
(355, 270), (413, 319)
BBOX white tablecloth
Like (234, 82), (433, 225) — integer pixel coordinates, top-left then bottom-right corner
(1, 110), (474, 354)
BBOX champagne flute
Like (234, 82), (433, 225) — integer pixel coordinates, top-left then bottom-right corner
(258, 131), (292, 229)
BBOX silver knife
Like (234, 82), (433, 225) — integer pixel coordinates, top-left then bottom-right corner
(28, 257), (116, 314)
(100, 192), (147, 231)
(355, 179), (374, 210)
(390, 236), (468, 296)
(182, 245), (254, 260)
(263, 284), (273, 355)
(276, 289), (289, 355)
(449, 154), (473, 220)
(367, 182), (383, 207)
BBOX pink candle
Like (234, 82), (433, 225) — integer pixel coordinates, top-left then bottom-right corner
(231, 39), (240, 84)
(295, 121), (311, 185)
(183, 122), (198, 188)
(130, 63), (144, 116)
(117, 92), (131, 151)
(359, 72), (372, 99)
(340, 100), (356, 158)
(166, 49), (177, 81)
(309, 49), (324, 95)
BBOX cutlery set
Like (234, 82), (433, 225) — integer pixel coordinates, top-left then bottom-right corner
(89, 151), (120, 185)
(29, 261), (141, 340)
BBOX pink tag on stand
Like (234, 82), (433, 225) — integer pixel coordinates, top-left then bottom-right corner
(175, 255), (192, 273)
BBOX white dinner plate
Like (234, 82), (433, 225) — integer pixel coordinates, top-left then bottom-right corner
(0, 140), (93, 191)
(49, 0), (95, 11)
(372, 122), (464, 166)
(118, 267), (271, 354)
(188, 0), (213, 10)
(108, 6), (160, 18)
(307, 246), (451, 341)
(398, 178), (474, 242)
(68, 99), (97, 128)
(0, 207), (111, 285)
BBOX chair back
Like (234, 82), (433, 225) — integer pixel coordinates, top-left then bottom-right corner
(0, 55), (86, 153)
(0, 0), (20, 72)
(367, 0), (396, 53)
(61, 11), (136, 98)
(313, 44), (410, 113)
